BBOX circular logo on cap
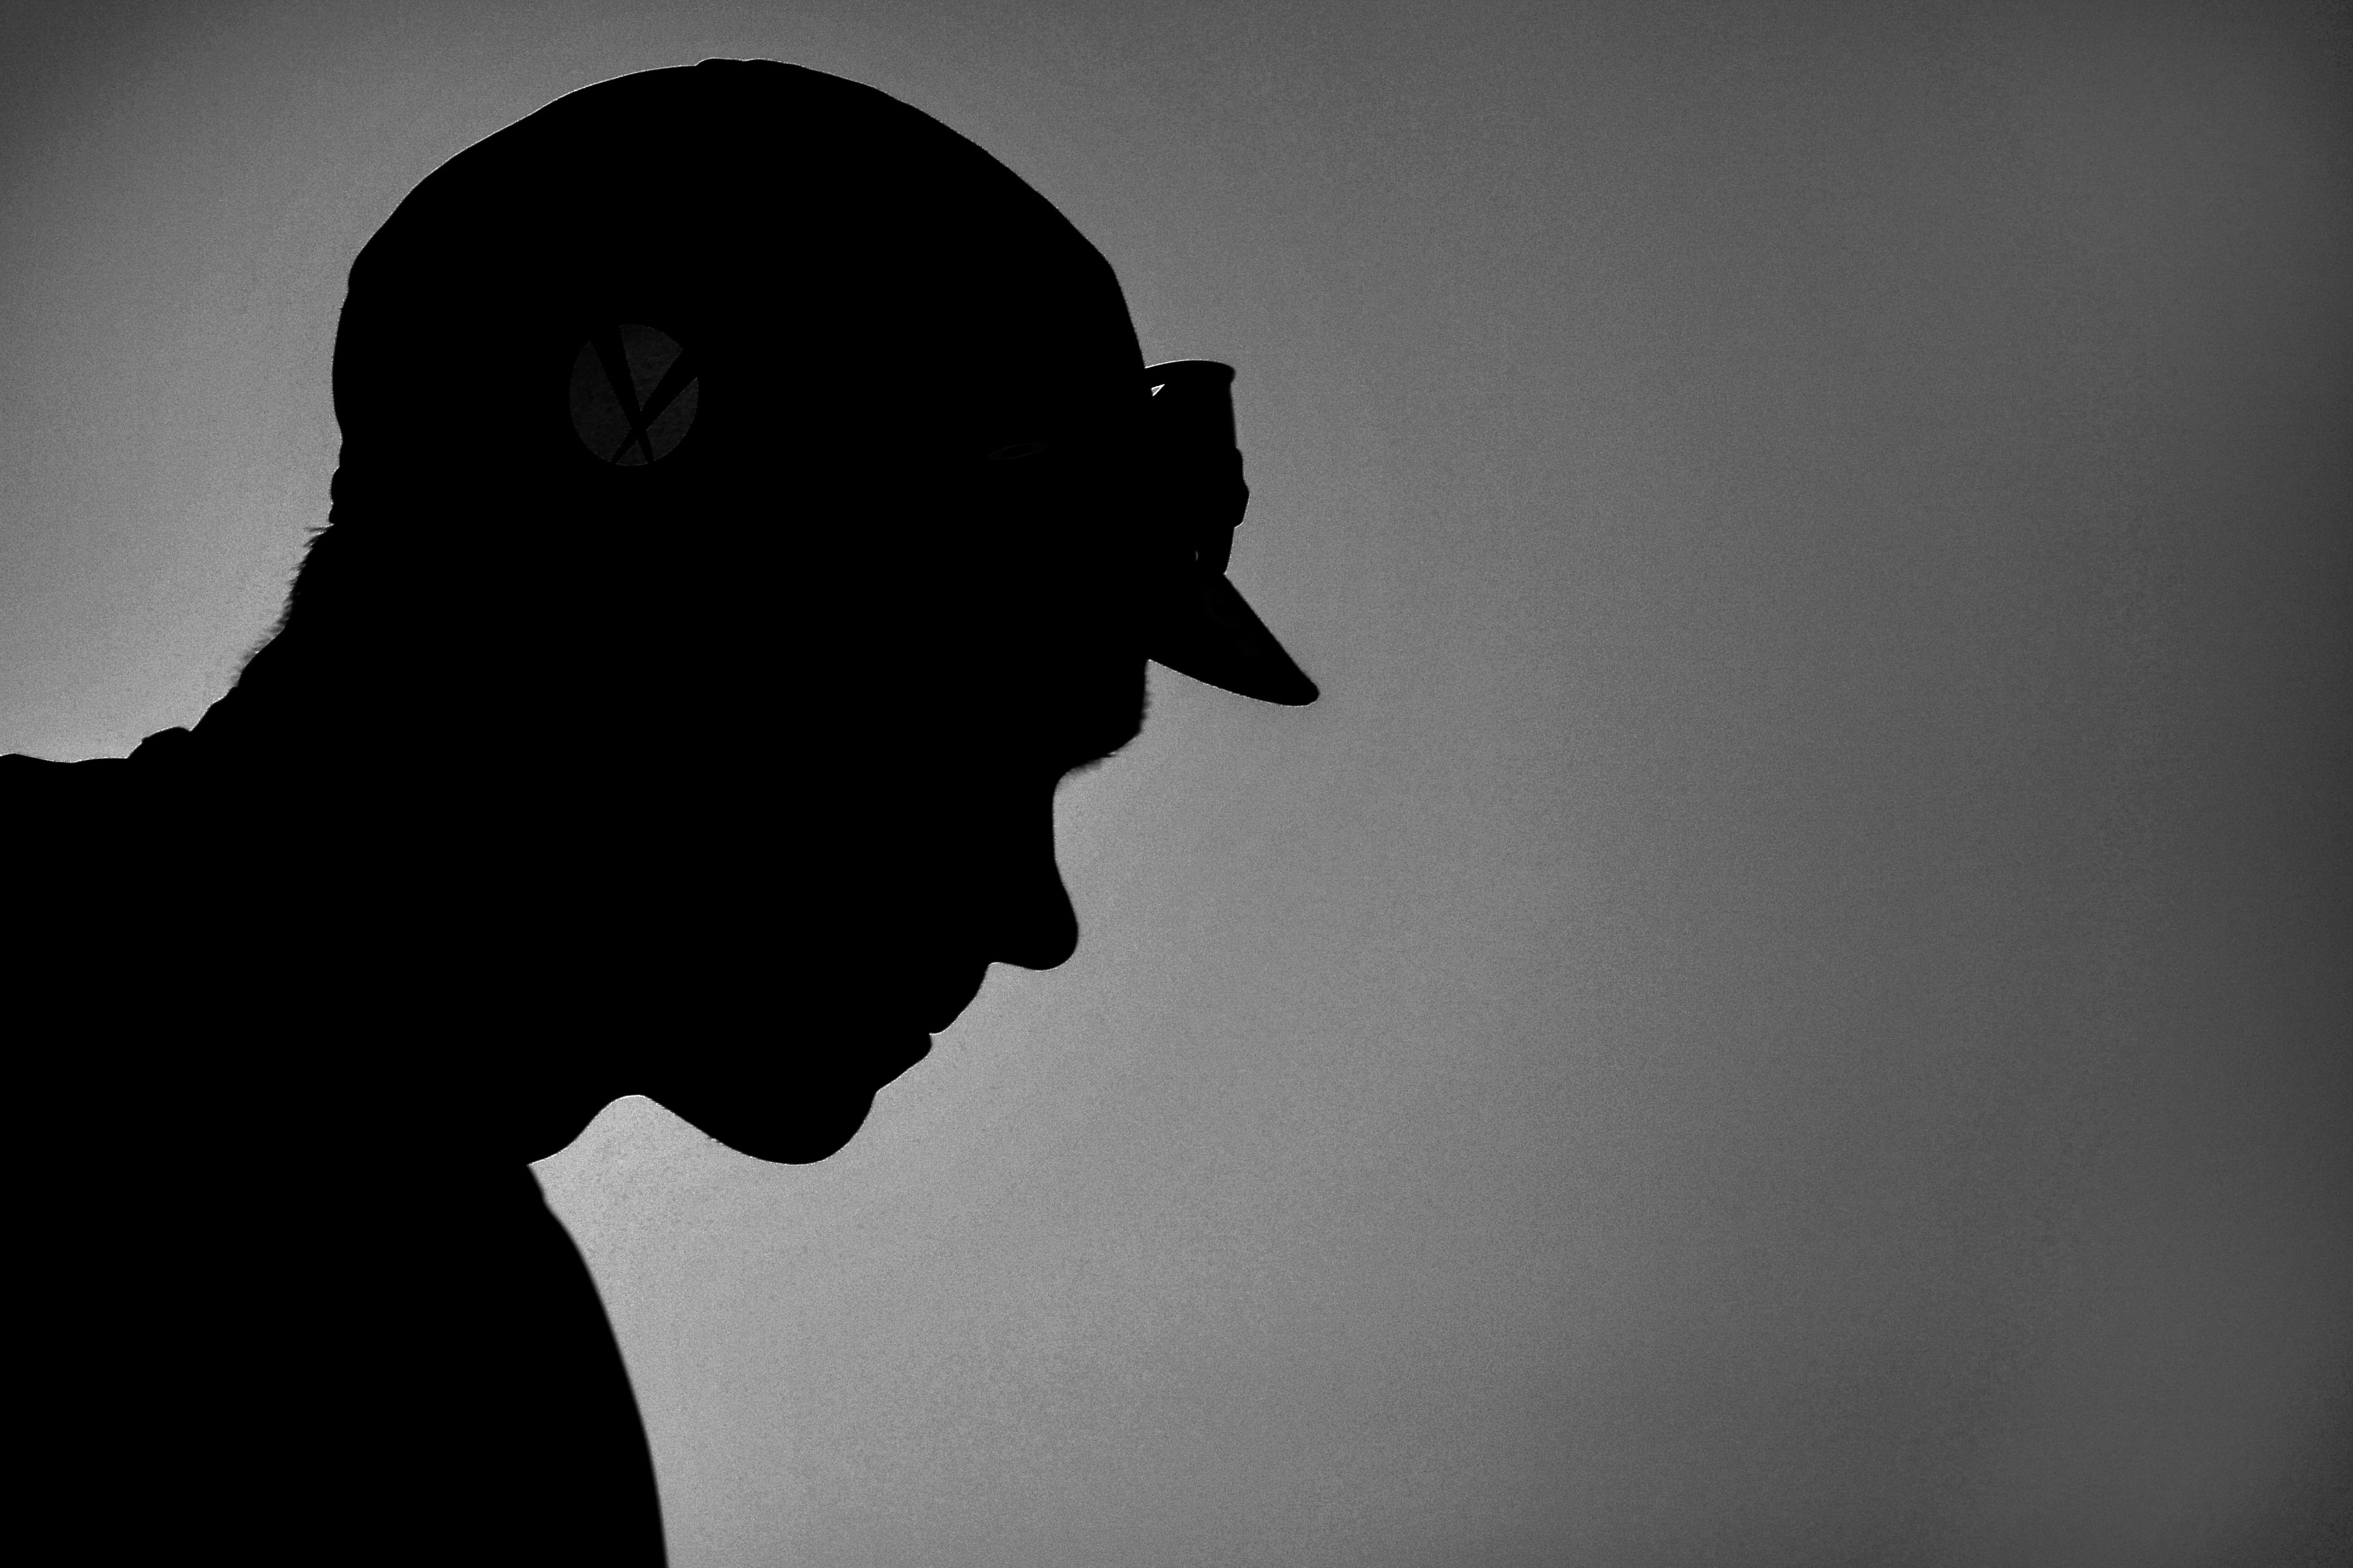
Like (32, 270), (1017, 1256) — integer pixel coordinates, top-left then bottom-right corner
(570, 324), (698, 465)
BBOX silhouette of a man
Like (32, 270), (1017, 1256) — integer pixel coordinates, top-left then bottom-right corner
(9, 60), (1315, 1564)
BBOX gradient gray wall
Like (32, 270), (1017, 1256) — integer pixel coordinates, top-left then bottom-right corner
(6, 3), (2348, 1564)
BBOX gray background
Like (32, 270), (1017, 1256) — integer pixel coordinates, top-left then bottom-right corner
(6, 3), (2348, 1564)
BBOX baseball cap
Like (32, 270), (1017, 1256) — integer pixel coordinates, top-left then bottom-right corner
(1134, 360), (1319, 706)
(333, 60), (1319, 707)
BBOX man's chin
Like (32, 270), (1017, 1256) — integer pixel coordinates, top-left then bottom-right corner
(648, 1032), (933, 1165)
(744, 1093), (879, 1164)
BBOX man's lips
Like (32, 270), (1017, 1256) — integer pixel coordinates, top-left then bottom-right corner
(878, 1033), (933, 1084)
(918, 963), (990, 1035)
(874, 959), (985, 1088)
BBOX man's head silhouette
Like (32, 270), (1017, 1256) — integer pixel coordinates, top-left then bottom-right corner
(289, 60), (1316, 1165)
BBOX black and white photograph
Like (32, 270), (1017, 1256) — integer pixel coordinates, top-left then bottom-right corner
(5, 4), (2347, 1564)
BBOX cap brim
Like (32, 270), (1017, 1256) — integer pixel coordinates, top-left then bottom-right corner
(1146, 569), (1320, 706)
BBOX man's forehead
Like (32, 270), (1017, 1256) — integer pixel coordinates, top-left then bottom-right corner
(945, 629), (1147, 774)
(1056, 670), (1147, 772)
